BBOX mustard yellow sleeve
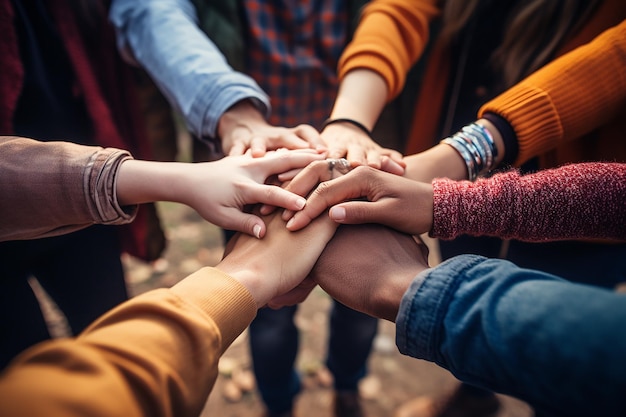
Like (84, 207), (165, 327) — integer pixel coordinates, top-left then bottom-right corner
(338, 0), (440, 100)
(0, 267), (257, 417)
(479, 20), (626, 167)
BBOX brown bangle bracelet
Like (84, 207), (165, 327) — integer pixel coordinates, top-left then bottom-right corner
(321, 118), (372, 137)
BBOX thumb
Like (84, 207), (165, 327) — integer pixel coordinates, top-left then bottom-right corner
(328, 201), (379, 224)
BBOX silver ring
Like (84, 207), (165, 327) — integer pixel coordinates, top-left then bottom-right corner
(327, 158), (351, 178)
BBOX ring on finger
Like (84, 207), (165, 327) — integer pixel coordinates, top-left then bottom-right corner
(327, 158), (351, 179)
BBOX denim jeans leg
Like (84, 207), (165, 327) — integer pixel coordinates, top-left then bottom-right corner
(249, 305), (301, 413)
(326, 301), (378, 391)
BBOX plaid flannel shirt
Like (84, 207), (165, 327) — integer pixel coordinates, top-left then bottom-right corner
(244, 0), (349, 129)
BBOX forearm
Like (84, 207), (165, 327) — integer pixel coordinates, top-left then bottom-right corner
(329, 69), (389, 131)
(338, 0), (439, 99)
(0, 267), (256, 417)
(403, 144), (468, 182)
(397, 255), (626, 417)
(109, 0), (270, 138)
(431, 162), (626, 241)
(0, 137), (136, 241)
(116, 159), (195, 206)
(404, 118), (505, 182)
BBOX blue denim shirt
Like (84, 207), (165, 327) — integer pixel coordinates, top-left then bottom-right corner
(397, 255), (626, 417)
(109, 0), (270, 139)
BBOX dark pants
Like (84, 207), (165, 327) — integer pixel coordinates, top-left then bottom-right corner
(249, 302), (378, 414)
(0, 225), (128, 369)
(440, 237), (626, 288)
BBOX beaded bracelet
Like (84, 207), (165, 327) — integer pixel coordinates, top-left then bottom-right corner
(440, 122), (498, 181)
(465, 122), (498, 162)
(441, 137), (478, 181)
(321, 118), (372, 137)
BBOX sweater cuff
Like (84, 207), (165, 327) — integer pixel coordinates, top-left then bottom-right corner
(171, 267), (257, 353)
(86, 149), (137, 225)
(338, 46), (404, 101)
(481, 112), (518, 166)
(479, 84), (562, 167)
(430, 178), (475, 240)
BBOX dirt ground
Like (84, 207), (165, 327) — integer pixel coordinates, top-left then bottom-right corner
(117, 201), (534, 417)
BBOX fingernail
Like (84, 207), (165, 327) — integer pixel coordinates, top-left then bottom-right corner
(330, 207), (346, 221)
(295, 197), (306, 210)
(253, 224), (262, 239)
(286, 218), (294, 229)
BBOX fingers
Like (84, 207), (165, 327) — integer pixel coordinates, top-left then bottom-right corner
(327, 200), (386, 224)
(248, 136), (269, 157)
(286, 167), (370, 230)
(282, 159), (334, 197)
(294, 124), (325, 149)
(325, 137), (404, 173)
(279, 159), (340, 221)
(379, 155), (406, 175)
(267, 124), (321, 152)
(228, 141), (248, 157)
(277, 167), (302, 182)
(222, 211), (267, 239)
(227, 125), (318, 157)
(260, 149), (326, 177)
(249, 183), (307, 213)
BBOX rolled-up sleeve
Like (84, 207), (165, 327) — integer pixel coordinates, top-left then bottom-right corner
(109, 0), (270, 139)
(0, 137), (137, 241)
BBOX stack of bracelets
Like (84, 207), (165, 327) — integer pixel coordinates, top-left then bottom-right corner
(440, 122), (499, 181)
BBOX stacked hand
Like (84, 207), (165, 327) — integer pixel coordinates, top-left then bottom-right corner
(282, 162), (435, 237)
(321, 122), (405, 175)
(218, 100), (325, 157)
(256, 159), (433, 320)
(218, 207), (338, 309)
(310, 224), (430, 322)
(117, 148), (326, 238)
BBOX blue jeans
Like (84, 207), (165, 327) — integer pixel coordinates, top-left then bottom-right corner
(249, 301), (378, 414)
(397, 255), (626, 417)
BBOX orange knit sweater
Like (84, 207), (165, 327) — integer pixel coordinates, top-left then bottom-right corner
(339, 1), (626, 169)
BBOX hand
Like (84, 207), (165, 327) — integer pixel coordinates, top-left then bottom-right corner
(310, 224), (430, 322)
(217, 209), (338, 308)
(321, 123), (405, 174)
(283, 162), (435, 236)
(117, 149), (326, 238)
(218, 100), (325, 156)
(266, 277), (317, 309)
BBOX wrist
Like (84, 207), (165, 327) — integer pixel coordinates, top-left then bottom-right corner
(215, 261), (269, 309)
(404, 146), (468, 182)
(321, 118), (372, 137)
(476, 117), (505, 165)
(217, 99), (266, 140)
(439, 122), (500, 181)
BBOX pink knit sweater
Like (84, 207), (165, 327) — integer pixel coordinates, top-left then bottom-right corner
(432, 163), (626, 242)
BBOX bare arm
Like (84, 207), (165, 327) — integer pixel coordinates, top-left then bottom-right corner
(0, 136), (324, 241)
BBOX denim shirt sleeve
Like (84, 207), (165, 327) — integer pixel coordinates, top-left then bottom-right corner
(109, 0), (270, 139)
(396, 255), (626, 417)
